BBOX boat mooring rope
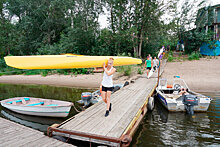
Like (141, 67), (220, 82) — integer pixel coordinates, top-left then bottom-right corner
(72, 102), (83, 113)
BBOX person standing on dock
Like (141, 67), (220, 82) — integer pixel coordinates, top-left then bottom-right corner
(101, 58), (116, 117)
(148, 54), (152, 60)
(143, 56), (153, 78)
(153, 57), (159, 72)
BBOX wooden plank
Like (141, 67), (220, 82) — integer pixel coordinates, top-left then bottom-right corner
(71, 84), (141, 131)
(67, 86), (129, 121)
(0, 123), (11, 129)
(0, 117), (73, 147)
(78, 92), (134, 132)
(107, 87), (155, 137)
(66, 78), (147, 131)
(22, 136), (55, 147)
(53, 132), (120, 147)
(61, 88), (130, 130)
(16, 134), (44, 147)
(24, 136), (57, 147)
(72, 89), (134, 132)
(87, 88), (145, 135)
(58, 78), (157, 138)
(8, 134), (43, 147)
(0, 130), (38, 145)
(89, 82), (155, 136)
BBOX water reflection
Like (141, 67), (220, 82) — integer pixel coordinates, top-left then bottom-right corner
(132, 93), (220, 146)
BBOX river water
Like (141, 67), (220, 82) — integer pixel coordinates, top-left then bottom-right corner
(0, 83), (219, 146)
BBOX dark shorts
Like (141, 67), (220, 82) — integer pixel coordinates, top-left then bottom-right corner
(102, 86), (113, 92)
(146, 67), (151, 70)
(153, 66), (157, 70)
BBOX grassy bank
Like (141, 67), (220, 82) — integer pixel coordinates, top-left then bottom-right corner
(165, 51), (204, 62)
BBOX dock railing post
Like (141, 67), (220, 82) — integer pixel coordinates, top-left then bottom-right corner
(157, 60), (161, 85)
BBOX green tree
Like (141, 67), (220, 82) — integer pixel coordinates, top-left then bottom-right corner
(6, 0), (69, 55)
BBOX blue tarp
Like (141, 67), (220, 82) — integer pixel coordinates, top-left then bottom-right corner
(200, 40), (220, 56)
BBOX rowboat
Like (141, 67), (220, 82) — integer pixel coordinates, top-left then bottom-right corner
(4, 54), (142, 69)
(156, 78), (211, 114)
(0, 97), (73, 117)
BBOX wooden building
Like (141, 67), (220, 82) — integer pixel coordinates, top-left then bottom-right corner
(195, 4), (220, 40)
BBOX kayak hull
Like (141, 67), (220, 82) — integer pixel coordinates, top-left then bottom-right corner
(4, 55), (142, 69)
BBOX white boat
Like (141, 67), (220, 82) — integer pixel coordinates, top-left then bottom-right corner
(1, 97), (73, 117)
(156, 78), (211, 114)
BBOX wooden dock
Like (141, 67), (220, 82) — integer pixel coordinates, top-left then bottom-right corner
(0, 117), (74, 147)
(49, 77), (157, 146)
(49, 59), (166, 146)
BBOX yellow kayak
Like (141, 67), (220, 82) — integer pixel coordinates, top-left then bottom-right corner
(4, 54), (142, 69)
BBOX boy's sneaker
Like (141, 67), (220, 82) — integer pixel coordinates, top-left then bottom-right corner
(109, 103), (112, 111)
(105, 110), (109, 117)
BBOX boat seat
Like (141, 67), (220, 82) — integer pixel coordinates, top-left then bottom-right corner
(7, 98), (30, 104)
(46, 104), (58, 106)
(27, 102), (44, 106)
(165, 94), (181, 99)
(22, 99), (27, 104)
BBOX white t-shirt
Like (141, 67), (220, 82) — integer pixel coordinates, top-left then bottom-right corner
(153, 59), (159, 67)
(101, 67), (113, 87)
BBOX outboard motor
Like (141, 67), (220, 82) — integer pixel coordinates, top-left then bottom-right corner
(81, 92), (92, 107)
(182, 95), (198, 115)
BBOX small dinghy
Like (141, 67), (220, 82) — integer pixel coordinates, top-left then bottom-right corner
(1, 97), (73, 117)
(156, 78), (211, 114)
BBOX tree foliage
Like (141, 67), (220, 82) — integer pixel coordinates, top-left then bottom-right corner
(0, 0), (214, 60)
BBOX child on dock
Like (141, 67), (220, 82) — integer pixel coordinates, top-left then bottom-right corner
(101, 58), (116, 117)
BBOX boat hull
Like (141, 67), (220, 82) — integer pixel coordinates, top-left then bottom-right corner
(1, 97), (72, 117)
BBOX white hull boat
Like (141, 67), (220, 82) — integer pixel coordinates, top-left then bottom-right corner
(156, 78), (211, 114)
(1, 97), (73, 117)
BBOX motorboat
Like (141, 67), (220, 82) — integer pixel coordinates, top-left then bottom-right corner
(0, 97), (73, 117)
(77, 82), (128, 107)
(156, 78), (211, 114)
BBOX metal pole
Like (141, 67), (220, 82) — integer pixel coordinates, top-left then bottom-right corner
(157, 60), (161, 85)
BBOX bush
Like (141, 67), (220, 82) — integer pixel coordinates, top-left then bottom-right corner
(25, 70), (41, 75)
(137, 68), (143, 74)
(188, 52), (201, 60)
(0, 58), (7, 69)
(41, 70), (48, 77)
(168, 55), (175, 62)
(117, 65), (132, 76)
(169, 51), (173, 56)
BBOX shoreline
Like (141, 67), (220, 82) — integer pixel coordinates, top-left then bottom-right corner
(0, 74), (102, 89)
(0, 57), (219, 92)
(0, 72), (135, 89)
